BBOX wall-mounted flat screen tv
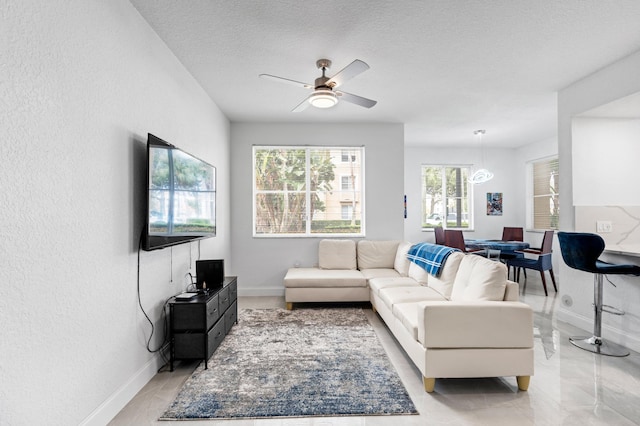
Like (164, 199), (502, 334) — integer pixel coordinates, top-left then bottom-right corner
(143, 133), (216, 251)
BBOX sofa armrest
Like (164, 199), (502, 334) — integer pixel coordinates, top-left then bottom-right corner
(503, 280), (519, 301)
(416, 301), (533, 349)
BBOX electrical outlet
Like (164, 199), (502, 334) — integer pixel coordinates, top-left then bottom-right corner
(596, 220), (613, 233)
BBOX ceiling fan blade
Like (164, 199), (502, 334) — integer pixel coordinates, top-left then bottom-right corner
(292, 96), (311, 112)
(259, 74), (313, 89)
(335, 91), (377, 108)
(325, 59), (370, 88)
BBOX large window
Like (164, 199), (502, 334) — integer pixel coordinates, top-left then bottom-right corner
(421, 165), (472, 229)
(253, 146), (364, 237)
(529, 157), (559, 230)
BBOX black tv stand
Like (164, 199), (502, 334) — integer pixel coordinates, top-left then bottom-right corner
(168, 276), (237, 371)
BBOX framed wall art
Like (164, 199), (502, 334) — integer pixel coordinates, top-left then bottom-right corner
(487, 192), (503, 216)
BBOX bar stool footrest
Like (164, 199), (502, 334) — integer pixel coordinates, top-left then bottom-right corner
(601, 305), (625, 316)
(569, 335), (630, 357)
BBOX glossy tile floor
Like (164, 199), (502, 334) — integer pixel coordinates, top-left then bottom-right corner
(110, 274), (640, 425)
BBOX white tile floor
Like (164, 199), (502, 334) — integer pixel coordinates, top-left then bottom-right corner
(110, 274), (640, 425)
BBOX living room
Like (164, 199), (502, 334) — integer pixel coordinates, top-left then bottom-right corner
(3, 1), (640, 425)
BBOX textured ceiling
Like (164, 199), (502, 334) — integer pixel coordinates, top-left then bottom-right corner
(130, 0), (640, 148)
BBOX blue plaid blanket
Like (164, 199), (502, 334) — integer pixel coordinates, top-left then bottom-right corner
(407, 242), (459, 277)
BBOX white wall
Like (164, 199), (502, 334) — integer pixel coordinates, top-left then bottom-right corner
(403, 146), (523, 244)
(230, 123), (404, 295)
(0, 1), (230, 424)
(572, 117), (640, 205)
(558, 49), (640, 353)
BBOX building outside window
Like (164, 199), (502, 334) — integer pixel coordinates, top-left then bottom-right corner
(341, 175), (354, 190)
(529, 157), (559, 230)
(421, 165), (472, 229)
(253, 146), (364, 236)
(341, 205), (353, 220)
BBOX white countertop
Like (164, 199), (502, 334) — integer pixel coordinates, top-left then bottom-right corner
(604, 244), (640, 257)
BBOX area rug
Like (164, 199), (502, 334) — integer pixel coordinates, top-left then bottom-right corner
(160, 308), (418, 420)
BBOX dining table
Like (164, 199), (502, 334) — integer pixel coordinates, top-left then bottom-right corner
(465, 239), (531, 259)
(465, 239), (531, 252)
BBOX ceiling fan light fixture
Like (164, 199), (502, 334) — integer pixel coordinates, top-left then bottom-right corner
(309, 89), (338, 108)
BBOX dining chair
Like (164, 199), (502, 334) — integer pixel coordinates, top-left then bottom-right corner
(444, 230), (483, 254)
(500, 226), (525, 267)
(434, 226), (445, 245)
(502, 227), (524, 241)
(506, 230), (557, 296)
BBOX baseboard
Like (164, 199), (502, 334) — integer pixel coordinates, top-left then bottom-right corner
(238, 287), (285, 297)
(79, 347), (168, 426)
(556, 307), (640, 354)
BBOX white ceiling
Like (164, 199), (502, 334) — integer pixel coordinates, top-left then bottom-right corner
(129, 0), (640, 148)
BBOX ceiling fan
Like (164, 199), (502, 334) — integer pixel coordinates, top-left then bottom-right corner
(259, 59), (377, 112)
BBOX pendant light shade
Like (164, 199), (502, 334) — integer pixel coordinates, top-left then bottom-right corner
(469, 168), (494, 184)
(469, 129), (493, 184)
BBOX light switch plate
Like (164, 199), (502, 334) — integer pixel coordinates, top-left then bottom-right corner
(596, 220), (613, 233)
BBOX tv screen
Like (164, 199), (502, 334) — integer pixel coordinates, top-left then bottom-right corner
(143, 133), (216, 251)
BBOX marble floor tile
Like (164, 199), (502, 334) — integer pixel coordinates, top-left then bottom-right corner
(109, 273), (640, 426)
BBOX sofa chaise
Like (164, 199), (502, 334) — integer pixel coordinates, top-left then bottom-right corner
(283, 239), (534, 393)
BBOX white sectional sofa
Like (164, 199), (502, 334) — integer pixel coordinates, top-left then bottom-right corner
(283, 239), (534, 393)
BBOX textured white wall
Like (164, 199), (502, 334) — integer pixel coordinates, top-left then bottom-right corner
(230, 123), (404, 295)
(0, 1), (230, 424)
(558, 49), (640, 352)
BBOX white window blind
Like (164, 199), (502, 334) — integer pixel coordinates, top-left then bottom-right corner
(531, 157), (559, 230)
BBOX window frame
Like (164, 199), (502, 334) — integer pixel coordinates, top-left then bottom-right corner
(252, 145), (366, 238)
(421, 164), (474, 231)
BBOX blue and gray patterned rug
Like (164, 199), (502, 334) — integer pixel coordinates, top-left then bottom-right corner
(160, 307), (418, 420)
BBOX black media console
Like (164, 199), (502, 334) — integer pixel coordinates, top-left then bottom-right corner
(168, 276), (238, 371)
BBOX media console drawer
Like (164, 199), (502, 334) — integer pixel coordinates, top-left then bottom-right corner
(169, 276), (238, 371)
(224, 301), (238, 334)
(218, 286), (230, 312)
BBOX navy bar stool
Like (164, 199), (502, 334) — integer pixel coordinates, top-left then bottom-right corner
(558, 232), (640, 357)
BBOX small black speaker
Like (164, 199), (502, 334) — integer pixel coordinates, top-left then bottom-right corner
(196, 259), (224, 290)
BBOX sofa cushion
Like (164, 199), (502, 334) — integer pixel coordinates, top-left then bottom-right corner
(357, 240), (399, 269)
(408, 262), (429, 285)
(360, 268), (401, 281)
(393, 302), (420, 340)
(379, 286), (447, 311)
(369, 277), (420, 296)
(318, 239), (357, 270)
(284, 268), (366, 288)
(427, 251), (465, 299)
(450, 255), (507, 301)
(394, 241), (413, 276)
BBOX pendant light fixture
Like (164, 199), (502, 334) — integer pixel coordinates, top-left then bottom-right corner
(469, 129), (494, 184)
